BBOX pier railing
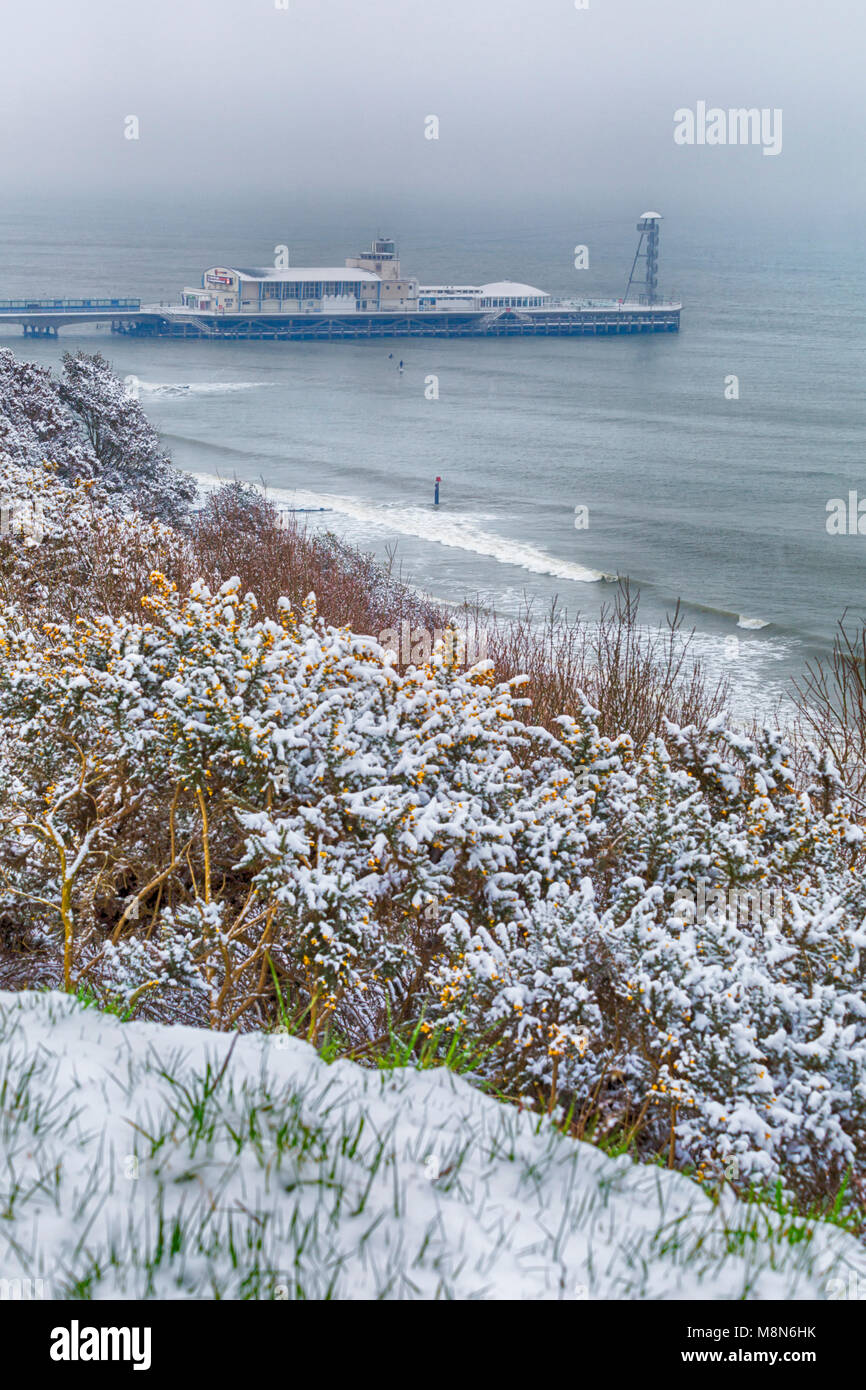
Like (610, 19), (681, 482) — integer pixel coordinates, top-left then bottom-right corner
(0, 298), (141, 312)
(547, 296), (681, 310)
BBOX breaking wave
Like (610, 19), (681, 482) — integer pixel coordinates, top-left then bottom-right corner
(126, 378), (266, 398)
(193, 474), (608, 584)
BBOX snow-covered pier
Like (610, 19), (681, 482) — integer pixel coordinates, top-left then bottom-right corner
(0, 217), (681, 341)
(0, 298), (143, 336)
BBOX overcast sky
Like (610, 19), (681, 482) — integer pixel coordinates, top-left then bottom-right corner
(0, 0), (863, 222)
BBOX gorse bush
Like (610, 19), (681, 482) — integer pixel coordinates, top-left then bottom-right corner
(0, 349), (196, 522)
(2, 556), (866, 1213)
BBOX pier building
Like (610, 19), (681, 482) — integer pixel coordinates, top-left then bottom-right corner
(0, 215), (681, 341)
(418, 283), (550, 310)
(344, 237), (418, 310)
(181, 266), (382, 315)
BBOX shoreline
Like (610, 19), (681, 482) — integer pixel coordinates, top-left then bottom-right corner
(191, 469), (810, 723)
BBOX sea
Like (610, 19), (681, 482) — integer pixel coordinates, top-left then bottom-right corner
(1, 191), (864, 717)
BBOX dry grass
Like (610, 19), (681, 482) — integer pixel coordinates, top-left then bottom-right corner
(791, 609), (866, 802)
(480, 584), (731, 745)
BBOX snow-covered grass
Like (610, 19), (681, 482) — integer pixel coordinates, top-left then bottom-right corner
(1, 989), (863, 1301)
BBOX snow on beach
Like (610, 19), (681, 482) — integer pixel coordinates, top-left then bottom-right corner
(2, 990), (863, 1302)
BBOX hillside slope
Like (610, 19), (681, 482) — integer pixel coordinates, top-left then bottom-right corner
(1, 990), (863, 1300)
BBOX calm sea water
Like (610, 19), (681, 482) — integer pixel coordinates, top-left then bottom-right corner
(1, 193), (864, 712)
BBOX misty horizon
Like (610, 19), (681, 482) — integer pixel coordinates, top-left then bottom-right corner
(0, 0), (861, 228)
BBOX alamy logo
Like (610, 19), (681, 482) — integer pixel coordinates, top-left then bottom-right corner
(0, 1277), (48, 1299)
(826, 492), (866, 535)
(826, 1271), (866, 1300)
(674, 102), (782, 157)
(378, 620), (487, 668)
(50, 1320), (152, 1371)
(0, 499), (45, 544)
(672, 880), (782, 931)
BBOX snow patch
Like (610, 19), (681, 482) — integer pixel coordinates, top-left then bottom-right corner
(1, 990), (863, 1301)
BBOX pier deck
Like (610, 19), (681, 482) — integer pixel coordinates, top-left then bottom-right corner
(0, 301), (680, 341)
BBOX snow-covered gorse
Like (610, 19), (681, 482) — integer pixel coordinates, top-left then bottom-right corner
(0, 348), (196, 522)
(1, 348), (865, 1224)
